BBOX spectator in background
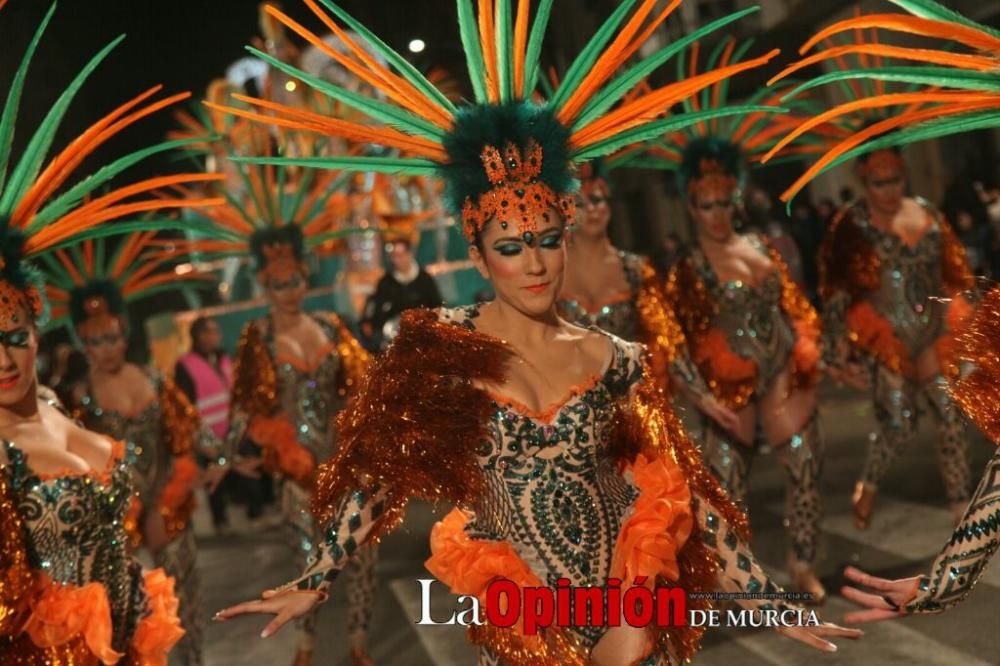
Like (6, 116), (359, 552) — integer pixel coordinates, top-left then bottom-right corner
(816, 197), (837, 226)
(175, 316), (268, 535)
(839, 185), (855, 207)
(360, 219), (442, 351)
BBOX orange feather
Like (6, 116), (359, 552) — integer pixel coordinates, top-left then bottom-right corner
(800, 14), (1000, 57)
(479, 0), (499, 103)
(512, 0), (530, 97)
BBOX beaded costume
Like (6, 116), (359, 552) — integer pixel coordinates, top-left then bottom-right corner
(206, 0), (829, 662)
(42, 231), (217, 666)
(225, 310), (372, 650)
(767, 0), (1000, 613)
(173, 72), (375, 655)
(0, 1), (219, 660)
(769, 7), (981, 523)
(288, 307), (800, 664)
(611, 38), (826, 584)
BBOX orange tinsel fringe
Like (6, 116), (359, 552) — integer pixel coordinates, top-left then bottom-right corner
(248, 414), (316, 488)
(158, 455), (199, 540)
(846, 301), (909, 375)
(951, 286), (1000, 444)
(159, 377), (198, 456)
(130, 569), (185, 666)
(230, 322), (279, 420)
(635, 260), (687, 392)
(311, 308), (513, 539)
(792, 320), (821, 385)
(23, 577), (122, 665)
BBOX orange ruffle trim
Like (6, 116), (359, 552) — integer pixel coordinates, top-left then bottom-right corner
(131, 569), (185, 666)
(22, 569), (183, 666)
(248, 414), (316, 488)
(159, 455), (199, 540)
(693, 328), (757, 383)
(425, 509), (546, 649)
(24, 578), (122, 665)
(847, 302), (909, 375)
(611, 454), (693, 586)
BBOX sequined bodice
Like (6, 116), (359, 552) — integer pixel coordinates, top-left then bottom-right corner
(858, 205), (946, 355)
(557, 251), (643, 341)
(266, 315), (343, 463)
(79, 373), (169, 508)
(695, 236), (796, 392)
(2, 441), (144, 650)
(439, 306), (644, 646)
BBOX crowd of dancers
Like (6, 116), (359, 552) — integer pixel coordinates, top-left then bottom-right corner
(1, 0), (998, 664)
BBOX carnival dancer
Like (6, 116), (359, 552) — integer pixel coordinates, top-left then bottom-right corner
(763, 0), (1000, 620)
(0, 1), (221, 660)
(172, 85), (373, 665)
(49, 234), (221, 666)
(765, 4), (981, 531)
(608, 38), (828, 601)
(212, 1), (861, 662)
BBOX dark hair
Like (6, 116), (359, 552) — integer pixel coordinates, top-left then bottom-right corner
(189, 316), (215, 340)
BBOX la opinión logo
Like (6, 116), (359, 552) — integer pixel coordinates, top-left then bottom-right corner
(415, 577), (688, 634)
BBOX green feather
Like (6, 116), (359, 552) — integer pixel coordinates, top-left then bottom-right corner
(574, 106), (781, 161)
(35, 219), (214, 256)
(549, 0), (639, 111)
(496, 0), (513, 102)
(94, 234), (106, 279)
(0, 3), (56, 195)
(304, 226), (373, 249)
(0, 34), (126, 219)
(523, 0), (554, 95)
(885, 0), (1000, 40)
(247, 47), (446, 141)
(700, 38), (733, 112)
(37, 252), (75, 289)
(316, 0), (458, 115)
(712, 38), (756, 128)
(232, 154), (440, 176)
(572, 7), (760, 130)
(299, 172), (351, 227)
(782, 67), (1000, 100)
(29, 137), (203, 232)
(457, 0), (488, 103)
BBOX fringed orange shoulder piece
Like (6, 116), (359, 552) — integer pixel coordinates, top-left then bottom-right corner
(0, 469), (36, 638)
(311, 308), (514, 539)
(635, 259), (687, 390)
(230, 320), (278, 419)
(951, 286), (1000, 445)
(611, 366), (749, 661)
(327, 313), (371, 402)
(664, 256), (715, 345)
(819, 206), (879, 303)
(158, 375), (198, 456)
(763, 240), (821, 388)
(937, 212), (976, 295)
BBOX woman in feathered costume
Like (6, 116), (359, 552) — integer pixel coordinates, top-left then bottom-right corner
(766, 1), (981, 533)
(608, 38), (829, 603)
(0, 1), (221, 662)
(765, 0), (1000, 621)
(211, 1), (862, 663)
(49, 235), (220, 666)
(172, 82), (374, 665)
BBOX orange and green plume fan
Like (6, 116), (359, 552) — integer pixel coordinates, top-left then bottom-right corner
(764, 0), (1000, 202)
(0, 1), (223, 323)
(206, 0), (781, 220)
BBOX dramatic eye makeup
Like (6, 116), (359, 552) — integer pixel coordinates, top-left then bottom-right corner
(0, 328), (30, 349)
(491, 227), (563, 256)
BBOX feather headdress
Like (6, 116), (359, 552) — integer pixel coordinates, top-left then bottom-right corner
(0, 2), (221, 326)
(208, 0), (780, 242)
(765, 0), (1000, 201)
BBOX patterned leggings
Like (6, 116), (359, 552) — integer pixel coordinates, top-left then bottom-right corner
(155, 526), (202, 666)
(700, 412), (824, 563)
(283, 481), (378, 651)
(861, 365), (971, 503)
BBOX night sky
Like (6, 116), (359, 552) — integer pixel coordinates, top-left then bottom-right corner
(1, 0), (463, 183)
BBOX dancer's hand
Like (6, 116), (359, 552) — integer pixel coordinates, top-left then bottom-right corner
(699, 395), (742, 434)
(777, 621), (863, 652)
(232, 456), (263, 479)
(203, 464), (228, 493)
(841, 566), (919, 623)
(214, 589), (326, 638)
